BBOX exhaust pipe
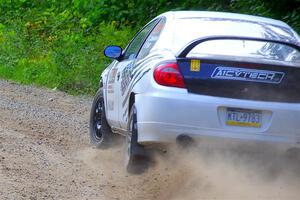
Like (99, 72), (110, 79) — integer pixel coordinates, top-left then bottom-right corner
(176, 135), (196, 148)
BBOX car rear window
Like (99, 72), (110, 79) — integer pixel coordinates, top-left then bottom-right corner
(172, 18), (300, 64)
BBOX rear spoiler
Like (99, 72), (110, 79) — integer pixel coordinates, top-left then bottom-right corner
(177, 36), (300, 58)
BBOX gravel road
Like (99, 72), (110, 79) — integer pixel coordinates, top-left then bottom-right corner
(0, 80), (299, 200)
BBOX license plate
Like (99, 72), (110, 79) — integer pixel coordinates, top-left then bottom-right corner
(226, 108), (262, 128)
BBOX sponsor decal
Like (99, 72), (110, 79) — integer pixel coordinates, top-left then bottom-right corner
(121, 63), (134, 96)
(190, 60), (201, 72)
(211, 67), (285, 84)
(107, 84), (114, 94)
(108, 67), (118, 84)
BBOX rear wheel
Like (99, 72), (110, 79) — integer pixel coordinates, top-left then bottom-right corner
(89, 88), (115, 148)
(125, 104), (149, 174)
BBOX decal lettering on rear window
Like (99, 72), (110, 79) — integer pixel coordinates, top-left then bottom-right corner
(211, 67), (285, 84)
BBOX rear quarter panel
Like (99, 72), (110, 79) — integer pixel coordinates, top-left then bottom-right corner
(118, 50), (176, 129)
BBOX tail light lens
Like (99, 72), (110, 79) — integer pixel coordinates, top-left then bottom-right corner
(153, 62), (185, 88)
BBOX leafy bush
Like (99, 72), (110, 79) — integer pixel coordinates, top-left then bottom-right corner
(0, 3), (134, 94)
(0, 0), (299, 95)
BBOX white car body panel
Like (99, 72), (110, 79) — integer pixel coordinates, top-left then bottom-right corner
(135, 88), (300, 145)
(101, 11), (300, 148)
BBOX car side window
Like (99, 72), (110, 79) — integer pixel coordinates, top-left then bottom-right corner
(123, 19), (159, 60)
(137, 18), (166, 59)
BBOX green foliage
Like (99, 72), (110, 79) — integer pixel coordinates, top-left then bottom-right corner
(0, 0), (299, 95)
(0, 7), (134, 94)
(230, 0), (300, 33)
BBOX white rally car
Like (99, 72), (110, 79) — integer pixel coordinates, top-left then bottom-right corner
(89, 11), (300, 173)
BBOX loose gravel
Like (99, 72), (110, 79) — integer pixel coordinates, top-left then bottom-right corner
(1, 80), (299, 200)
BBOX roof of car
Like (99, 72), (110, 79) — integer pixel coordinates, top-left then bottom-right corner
(159, 11), (290, 28)
(151, 11), (300, 61)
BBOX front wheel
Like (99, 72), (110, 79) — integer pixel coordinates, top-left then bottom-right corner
(125, 104), (149, 174)
(89, 88), (115, 148)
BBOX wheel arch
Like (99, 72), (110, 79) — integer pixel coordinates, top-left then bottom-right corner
(100, 70), (110, 112)
(128, 92), (135, 117)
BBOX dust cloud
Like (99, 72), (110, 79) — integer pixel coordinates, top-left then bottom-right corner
(154, 144), (300, 200)
(76, 142), (300, 200)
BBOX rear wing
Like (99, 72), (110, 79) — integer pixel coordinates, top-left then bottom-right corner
(177, 36), (300, 58)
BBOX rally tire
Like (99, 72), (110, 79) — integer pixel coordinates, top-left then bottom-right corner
(125, 104), (149, 174)
(89, 88), (114, 149)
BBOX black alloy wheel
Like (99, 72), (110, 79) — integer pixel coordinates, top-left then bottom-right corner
(89, 88), (114, 148)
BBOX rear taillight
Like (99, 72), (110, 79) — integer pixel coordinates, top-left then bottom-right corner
(153, 62), (185, 88)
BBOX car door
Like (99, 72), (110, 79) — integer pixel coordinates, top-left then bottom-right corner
(105, 60), (120, 127)
(106, 19), (160, 129)
(118, 18), (167, 129)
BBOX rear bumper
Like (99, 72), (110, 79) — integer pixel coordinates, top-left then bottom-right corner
(135, 90), (300, 147)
